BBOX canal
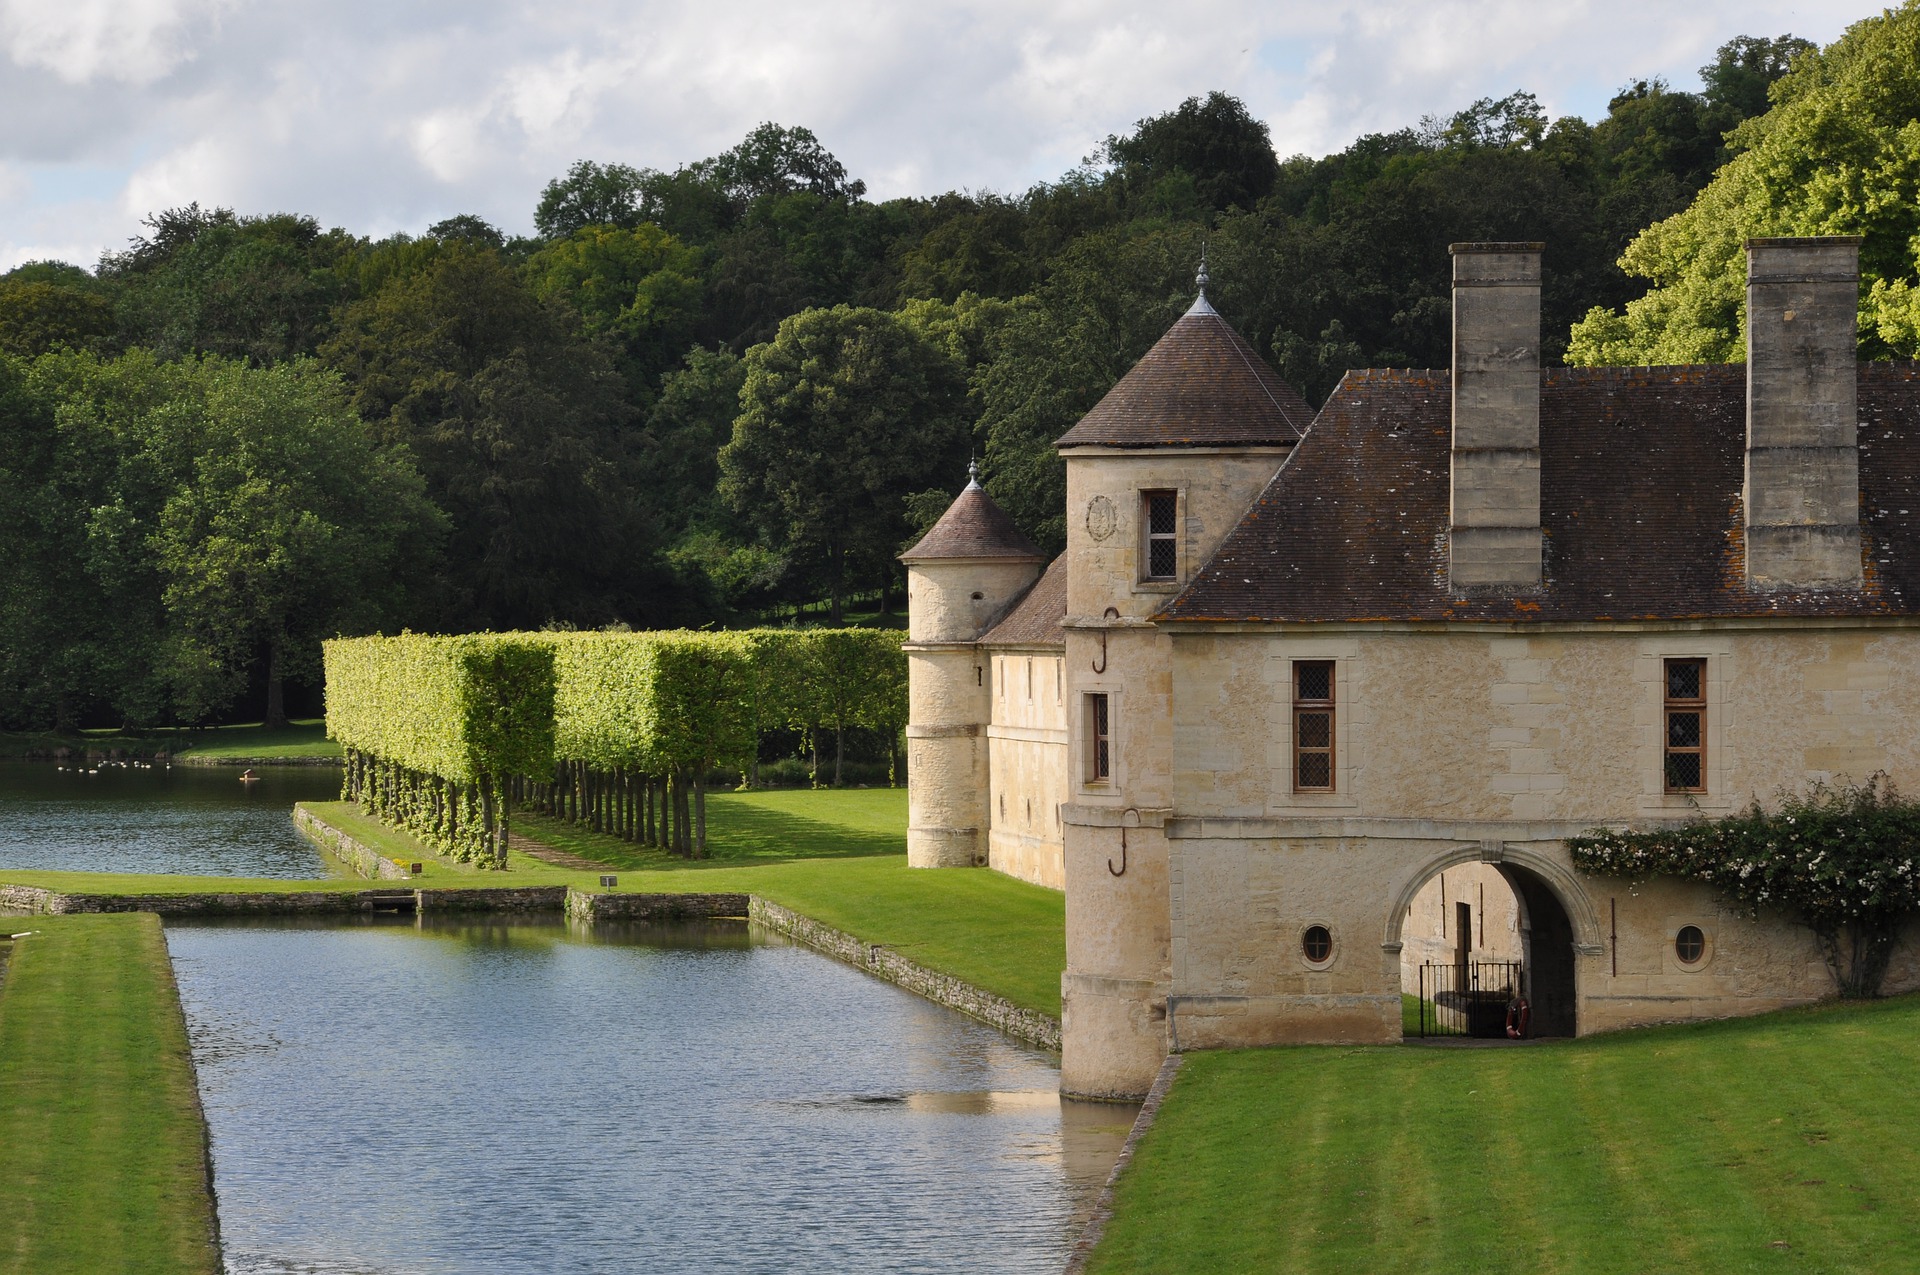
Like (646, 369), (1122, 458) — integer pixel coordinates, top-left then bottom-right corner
(4, 765), (1126, 1272)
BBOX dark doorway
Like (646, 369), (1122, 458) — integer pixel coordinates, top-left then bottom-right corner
(1500, 866), (1577, 1037)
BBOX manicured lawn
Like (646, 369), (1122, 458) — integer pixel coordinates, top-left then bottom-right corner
(171, 719), (341, 761)
(0, 915), (220, 1274)
(0, 719), (342, 762)
(1090, 995), (1920, 1274)
(516, 786), (908, 866)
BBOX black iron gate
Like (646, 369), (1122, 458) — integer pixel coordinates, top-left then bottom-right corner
(1414, 960), (1526, 1039)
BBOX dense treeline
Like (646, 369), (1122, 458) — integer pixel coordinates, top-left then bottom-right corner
(0, 27), (1840, 731)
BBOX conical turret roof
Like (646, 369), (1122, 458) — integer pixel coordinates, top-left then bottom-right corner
(899, 467), (1045, 563)
(1054, 291), (1314, 449)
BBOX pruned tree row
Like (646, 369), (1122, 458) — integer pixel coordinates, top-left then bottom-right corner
(324, 633), (558, 864)
(326, 628), (905, 863)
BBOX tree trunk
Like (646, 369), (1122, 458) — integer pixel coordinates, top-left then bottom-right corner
(264, 642), (288, 728)
(694, 770), (707, 858)
(835, 724), (845, 787)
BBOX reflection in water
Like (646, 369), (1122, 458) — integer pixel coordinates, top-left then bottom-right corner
(0, 761), (339, 878)
(168, 917), (1137, 1275)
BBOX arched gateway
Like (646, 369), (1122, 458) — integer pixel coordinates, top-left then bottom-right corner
(1386, 845), (1600, 1039)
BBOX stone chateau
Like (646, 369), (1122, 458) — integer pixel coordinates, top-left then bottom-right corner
(901, 238), (1920, 1100)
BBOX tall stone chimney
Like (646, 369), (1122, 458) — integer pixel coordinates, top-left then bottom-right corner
(1744, 237), (1863, 590)
(1449, 242), (1544, 589)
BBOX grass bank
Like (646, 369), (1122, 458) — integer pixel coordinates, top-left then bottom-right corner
(0, 718), (340, 762)
(0, 789), (1069, 1018)
(1089, 995), (1920, 1274)
(0, 915), (220, 1274)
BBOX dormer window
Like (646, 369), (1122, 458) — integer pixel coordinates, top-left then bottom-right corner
(1142, 490), (1177, 580)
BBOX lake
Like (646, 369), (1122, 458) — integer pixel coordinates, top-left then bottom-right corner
(0, 760), (340, 877)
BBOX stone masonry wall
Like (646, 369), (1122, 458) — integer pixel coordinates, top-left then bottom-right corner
(748, 897), (1060, 1050)
(292, 804), (415, 880)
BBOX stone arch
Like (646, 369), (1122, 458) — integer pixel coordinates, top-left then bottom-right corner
(1380, 841), (1603, 953)
(1384, 841), (1598, 1038)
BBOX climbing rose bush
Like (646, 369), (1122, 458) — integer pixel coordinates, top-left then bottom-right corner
(1569, 777), (1920, 997)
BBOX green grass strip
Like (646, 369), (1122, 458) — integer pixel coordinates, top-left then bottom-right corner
(1089, 995), (1920, 1274)
(0, 915), (220, 1275)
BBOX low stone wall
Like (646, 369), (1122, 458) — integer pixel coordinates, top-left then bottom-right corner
(292, 805), (413, 881)
(565, 890), (750, 921)
(1062, 1053), (1184, 1275)
(747, 897), (1061, 1051)
(0, 884), (398, 916)
(416, 887), (569, 913)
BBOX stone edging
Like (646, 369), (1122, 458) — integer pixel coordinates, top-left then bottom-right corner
(1061, 1053), (1185, 1275)
(292, 805), (415, 880)
(0, 884), (571, 916)
(747, 896), (1062, 1052)
(565, 890), (750, 921)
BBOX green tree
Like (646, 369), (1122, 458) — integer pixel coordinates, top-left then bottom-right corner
(100, 205), (362, 364)
(151, 359), (444, 725)
(1106, 91), (1282, 213)
(536, 160), (651, 239)
(720, 305), (968, 622)
(0, 263), (117, 358)
(1701, 34), (1816, 120)
(525, 223), (704, 397)
(319, 240), (650, 629)
(1568, 7), (1920, 364)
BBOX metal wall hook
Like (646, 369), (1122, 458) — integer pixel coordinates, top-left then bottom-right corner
(1090, 606), (1121, 673)
(1108, 806), (1141, 877)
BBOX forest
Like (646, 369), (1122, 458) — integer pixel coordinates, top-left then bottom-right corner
(2, 15), (1915, 733)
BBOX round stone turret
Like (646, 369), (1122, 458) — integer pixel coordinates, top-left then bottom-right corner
(900, 468), (1046, 868)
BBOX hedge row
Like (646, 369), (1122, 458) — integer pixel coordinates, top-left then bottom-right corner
(324, 634), (557, 864)
(326, 628), (905, 863)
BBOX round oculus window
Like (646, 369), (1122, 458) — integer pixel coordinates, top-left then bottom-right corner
(1301, 925), (1333, 964)
(1675, 925), (1706, 964)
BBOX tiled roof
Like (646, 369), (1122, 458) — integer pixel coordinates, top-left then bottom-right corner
(981, 553), (1067, 647)
(899, 481), (1045, 563)
(1054, 298), (1315, 449)
(1165, 363), (1920, 624)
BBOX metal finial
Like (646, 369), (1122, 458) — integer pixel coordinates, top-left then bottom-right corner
(966, 458), (981, 490)
(1186, 243), (1217, 316)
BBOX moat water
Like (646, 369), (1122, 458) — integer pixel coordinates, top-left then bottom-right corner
(168, 917), (1128, 1274)
(2, 765), (1122, 1270)
(0, 760), (338, 877)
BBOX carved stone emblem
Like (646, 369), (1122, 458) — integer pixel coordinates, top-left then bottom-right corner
(1086, 494), (1116, 542)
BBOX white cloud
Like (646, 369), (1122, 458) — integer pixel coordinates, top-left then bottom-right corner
(0, 0), (228, 85)
(0, 0), (1877, 271)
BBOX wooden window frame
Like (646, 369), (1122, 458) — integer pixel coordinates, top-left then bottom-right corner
(1292, 660), (1335, 792)
(1663, 658), (1706, 794)
(1085, 692), (1112, 785)
(1141, 489), (1178, 581)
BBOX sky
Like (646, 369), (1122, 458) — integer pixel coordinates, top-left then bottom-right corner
(0, 0), (1877, 271)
